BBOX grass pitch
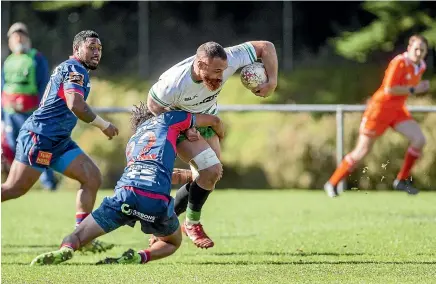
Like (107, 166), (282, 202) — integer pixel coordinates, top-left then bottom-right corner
(2, 189), (436, 283)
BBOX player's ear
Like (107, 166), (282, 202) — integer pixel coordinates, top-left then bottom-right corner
(74, 44), (81, 57)
(198, 60), (206, 71)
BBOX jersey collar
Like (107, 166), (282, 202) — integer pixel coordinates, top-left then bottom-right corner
(69, 56), (90, 72)
(402, 52), (425, 75)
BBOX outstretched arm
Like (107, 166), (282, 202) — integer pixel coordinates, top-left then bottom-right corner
(64, 91), (97, 122)
(63, 64), (118, 139)
(64, 91), (119, 140)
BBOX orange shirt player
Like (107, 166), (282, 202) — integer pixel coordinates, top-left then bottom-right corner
(324, 35), (430, 197)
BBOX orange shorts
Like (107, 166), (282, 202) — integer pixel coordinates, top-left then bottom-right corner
(359, 103), (413, 137)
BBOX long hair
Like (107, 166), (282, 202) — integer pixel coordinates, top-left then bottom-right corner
(130, 101), (153, 132)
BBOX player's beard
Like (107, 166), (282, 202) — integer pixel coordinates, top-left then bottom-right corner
(85, 63), (98, 70)
(84, 59), (99, 70)
(203, 76), (222, 91)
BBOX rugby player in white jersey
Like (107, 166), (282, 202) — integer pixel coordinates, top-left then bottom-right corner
(147, 41), (278, 248)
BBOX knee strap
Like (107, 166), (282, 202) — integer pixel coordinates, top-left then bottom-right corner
(189, 148), (220, 171)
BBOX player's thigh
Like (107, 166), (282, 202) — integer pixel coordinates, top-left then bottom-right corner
(350, 126), (378, 161)
(205, 134), (221, 159)
(150, 214), (182, 247)
(354, 133), (376, 152)
(158, 226), (182, 248)
(4, 130), (46, 190)
(176, 136), (212, 164)
(393, 119), (425, 143)
(2, 159), (42, 191)
(58, 150), (101, 186)
(91, 195), (133, 234)
(73, 214), (107, 246)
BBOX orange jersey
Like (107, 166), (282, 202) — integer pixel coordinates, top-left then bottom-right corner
(371, 52), (426, 107)
(360, 53), (426, 137)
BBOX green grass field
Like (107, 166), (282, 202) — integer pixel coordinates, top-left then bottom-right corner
(2, 189), (436, 283)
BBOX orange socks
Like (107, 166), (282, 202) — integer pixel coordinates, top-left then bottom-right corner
(329, 155), (356, 186)
(397, 146), (421, 180)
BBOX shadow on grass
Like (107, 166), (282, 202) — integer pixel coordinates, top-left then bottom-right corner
(2, 245), (58, 249)
(188, 260), (436, 265)
(4, 259), (436, 266)
(2, 263), (92, 266)
(209, 251), (366, 257)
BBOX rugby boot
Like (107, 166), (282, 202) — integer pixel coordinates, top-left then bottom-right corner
(183, 221), (214, 249)
(96, 249), (141, 265)
(324, 181), (343, 197)
(30, 246), (74, 266)
(393, 179), (419, 195)
(79, 239), (115, 254)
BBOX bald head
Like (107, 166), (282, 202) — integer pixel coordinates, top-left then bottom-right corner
(194, 42), (228, 91)
(196, 41), (227, 61)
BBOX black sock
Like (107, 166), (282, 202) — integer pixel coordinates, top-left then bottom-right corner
(174, 183), (190, 216)
(187, 181), (211, 212)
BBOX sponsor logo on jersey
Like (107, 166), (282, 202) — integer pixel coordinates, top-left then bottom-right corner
(36, 151), (52, 166)
(121, 203), (156, 223)
(68, 72), (84, 86)
(192, 90), (220, 106)
(184, 95), (198, 101)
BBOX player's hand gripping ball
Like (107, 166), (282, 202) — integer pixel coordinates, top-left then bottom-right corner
(240, 62), (268, 90)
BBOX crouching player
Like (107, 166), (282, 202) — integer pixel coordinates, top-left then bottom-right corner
(30, 102), (224, 265)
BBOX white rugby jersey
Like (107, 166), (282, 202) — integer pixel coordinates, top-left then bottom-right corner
(148, 42), (257, 115)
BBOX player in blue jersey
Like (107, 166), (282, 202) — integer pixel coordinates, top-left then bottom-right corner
(2, 30), (119, 253)
(30, 102), (224, 265)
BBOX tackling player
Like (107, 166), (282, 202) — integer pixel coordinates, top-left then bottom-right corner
(324, 35), (430, 197)
(1, 30), (118, 252)
(30, 102), (224, 266)
(147, 41), (278, 248)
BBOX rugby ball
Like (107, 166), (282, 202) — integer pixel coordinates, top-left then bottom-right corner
(240, 62), (268, 90)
